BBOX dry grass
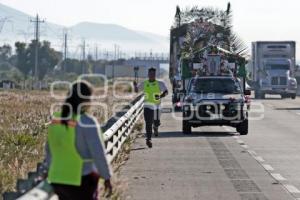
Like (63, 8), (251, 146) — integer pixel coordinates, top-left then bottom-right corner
(0, 91), (53, 194)
(0, 83), (136, 195)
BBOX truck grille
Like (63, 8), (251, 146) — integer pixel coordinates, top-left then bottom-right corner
(196, 103), (238, 118)
(280, 77), (287, 85)
(271, 77), (287, 85)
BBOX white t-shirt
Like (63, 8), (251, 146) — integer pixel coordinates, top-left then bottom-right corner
(137, 80), (168, 110)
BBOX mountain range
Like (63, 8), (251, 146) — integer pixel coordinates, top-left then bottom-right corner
(0, 3), (169, 57)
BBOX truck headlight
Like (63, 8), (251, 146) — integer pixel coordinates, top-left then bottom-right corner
(229, 103), (239, 111)
(220, 105), (226, 110)
(183, 105), (191, 112)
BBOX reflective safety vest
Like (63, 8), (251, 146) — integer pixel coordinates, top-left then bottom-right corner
(47, 112), (92, 186)
(144, 80), (161, 105)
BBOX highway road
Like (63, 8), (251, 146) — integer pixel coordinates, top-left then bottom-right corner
(119, 95), (300, 200)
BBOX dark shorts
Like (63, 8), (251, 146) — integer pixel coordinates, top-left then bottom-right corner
(51, 173), (99, 200)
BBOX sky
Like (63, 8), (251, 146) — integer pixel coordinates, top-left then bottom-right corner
(0, 0), (300, 58)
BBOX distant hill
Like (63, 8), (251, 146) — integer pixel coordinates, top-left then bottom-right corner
(70, 22), (162, 43)
(0, 3), (168, 55)
(0, 3), (61, 38)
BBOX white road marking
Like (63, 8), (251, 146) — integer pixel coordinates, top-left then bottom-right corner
(236, 139), (245, 144)
(253, 156), (265, 163)
(271, 173), (286, 181)
(296, 112), (300, 116)
(283, 185), (300, 194)
(233, 136), (240, 139)
(265, 103), (274, 108)
(262, 164), (274, 171)
(241, 144), (249, 149)
(232, 135), (299, 198)
(247, 150), (257, 156)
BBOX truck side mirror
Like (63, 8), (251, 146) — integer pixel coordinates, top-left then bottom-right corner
(244, 90), (251, 96)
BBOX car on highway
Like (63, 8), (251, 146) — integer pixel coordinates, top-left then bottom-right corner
(182, 76), (251, 135)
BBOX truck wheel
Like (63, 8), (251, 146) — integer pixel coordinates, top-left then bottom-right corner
(281, 94), (286, 99)
(182, 120), (192, 134)
(254, 91), (262, 99)
(291, 94), (296, 99)
(236, 119), (248, 135)
(174, 105), (182, 112)
(254, 90), (259, 99)
(172, 96), (177, 105)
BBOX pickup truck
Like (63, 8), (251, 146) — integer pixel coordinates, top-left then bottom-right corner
(182, 76), (251, 135)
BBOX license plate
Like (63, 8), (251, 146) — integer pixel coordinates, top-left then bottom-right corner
(210, 114), (222, 120)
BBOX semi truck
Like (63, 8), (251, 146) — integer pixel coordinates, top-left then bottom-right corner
(251, 41), (297, 99)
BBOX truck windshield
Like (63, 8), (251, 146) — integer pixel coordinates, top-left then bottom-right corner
(189, 78), (241, 94)
(265, 64), (289, 70)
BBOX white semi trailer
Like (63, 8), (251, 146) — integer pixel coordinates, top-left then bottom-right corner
(251, 41), (297, 99)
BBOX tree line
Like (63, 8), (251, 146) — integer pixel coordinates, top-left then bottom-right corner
(0, 40), (113, 84)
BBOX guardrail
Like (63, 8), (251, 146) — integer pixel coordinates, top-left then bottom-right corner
(3, 95), (144, 200)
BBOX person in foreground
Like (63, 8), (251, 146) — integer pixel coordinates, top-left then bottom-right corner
(134, 67), (168, 148)
(45, 80), (112, 200)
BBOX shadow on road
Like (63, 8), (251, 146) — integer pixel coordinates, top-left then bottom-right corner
(131, 147), (147, 151)
(254, 98), (282, 101)
(157, 131), (236, 138)
(275, 107), (300, 111)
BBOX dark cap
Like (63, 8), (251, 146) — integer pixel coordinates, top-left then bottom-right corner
(148, 67), (156, 72)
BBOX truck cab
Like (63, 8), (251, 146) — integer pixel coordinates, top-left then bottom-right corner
(259, 58), (297, 98)
(252, 41), (297, 99)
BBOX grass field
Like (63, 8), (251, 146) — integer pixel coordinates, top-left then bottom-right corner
(0, 83), (135, 195)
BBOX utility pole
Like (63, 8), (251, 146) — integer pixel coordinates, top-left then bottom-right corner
(112, 44), (117, 82)
(63, 30), (68, 76)
(95, 45), (98, 61)
(30, 14), (45, 84)
(105, 50), (109, 60)
(118, 48), (121, 60)
(0, 17), (9, 33)
(82, 40), (86, 74)
(94, 44), (101, 61)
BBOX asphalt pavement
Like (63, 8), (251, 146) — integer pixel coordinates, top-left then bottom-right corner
(119, 95), (300, 200)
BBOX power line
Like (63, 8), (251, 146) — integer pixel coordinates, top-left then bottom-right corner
(0, 17), (13, 33)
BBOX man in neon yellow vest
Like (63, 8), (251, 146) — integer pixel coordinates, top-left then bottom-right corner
(134, 67), (168, 148)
